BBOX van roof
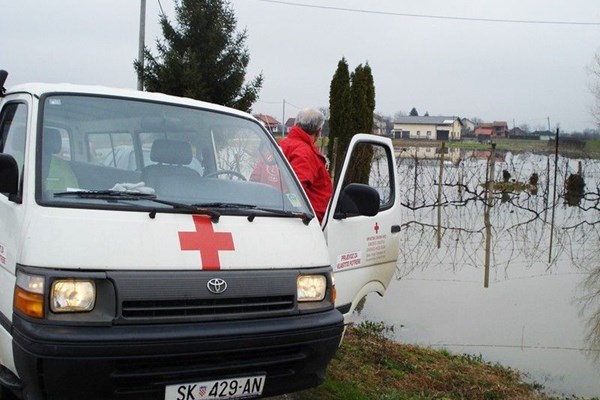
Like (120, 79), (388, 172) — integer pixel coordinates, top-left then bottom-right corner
(5, 82), (253, 120)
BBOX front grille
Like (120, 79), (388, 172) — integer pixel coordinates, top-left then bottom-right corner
(122, 295), (295, 319)
(107, 269), (302, 324)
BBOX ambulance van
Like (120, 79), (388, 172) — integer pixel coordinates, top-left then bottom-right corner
(0, 71), (401, 400)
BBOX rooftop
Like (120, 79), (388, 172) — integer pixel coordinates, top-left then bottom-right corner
(394, 116), (461, 125)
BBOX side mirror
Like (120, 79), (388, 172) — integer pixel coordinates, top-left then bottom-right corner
(334, 183), (380, 220)
(0, 153), (19, 195)
(0, 69), (7, 95)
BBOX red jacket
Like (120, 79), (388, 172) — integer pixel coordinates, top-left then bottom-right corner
(279, 126), (333, 223)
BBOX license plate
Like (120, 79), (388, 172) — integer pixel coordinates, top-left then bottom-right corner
(165, 375), (265, 400)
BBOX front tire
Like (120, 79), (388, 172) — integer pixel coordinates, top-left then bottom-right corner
(0, 386), (19, 400)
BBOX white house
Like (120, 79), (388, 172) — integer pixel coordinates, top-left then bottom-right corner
(460, 118), (476, 133)
(372, 114), (388, 136)
(392, 116), (463, 141)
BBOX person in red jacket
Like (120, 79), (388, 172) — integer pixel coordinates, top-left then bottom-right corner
(279, 108), (333, 223)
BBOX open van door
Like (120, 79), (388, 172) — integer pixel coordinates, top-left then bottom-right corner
(323, 134), (401, 322)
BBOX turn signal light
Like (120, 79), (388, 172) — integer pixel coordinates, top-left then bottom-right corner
(331, 283), (337, 304)
(14, 286), (44, 318)
(14, 271), (45, 318)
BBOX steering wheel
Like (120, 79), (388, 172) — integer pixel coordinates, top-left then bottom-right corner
(204, 170), (247, 180)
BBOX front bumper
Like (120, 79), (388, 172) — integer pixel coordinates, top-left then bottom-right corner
(12, 310), (343, 400)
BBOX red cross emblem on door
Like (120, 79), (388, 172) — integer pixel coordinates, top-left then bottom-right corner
(178, 215), (235, 270)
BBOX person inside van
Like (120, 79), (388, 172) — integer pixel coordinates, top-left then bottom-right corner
(279, 108), (333, 223)
(42, 128), (79, 192)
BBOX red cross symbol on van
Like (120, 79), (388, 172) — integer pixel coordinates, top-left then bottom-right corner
(178, 215), (235, 270)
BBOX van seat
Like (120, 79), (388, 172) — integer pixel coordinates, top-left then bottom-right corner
(142, 139), (201, 193)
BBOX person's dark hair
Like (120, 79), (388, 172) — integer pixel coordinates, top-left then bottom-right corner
(295, 108), (325, 135)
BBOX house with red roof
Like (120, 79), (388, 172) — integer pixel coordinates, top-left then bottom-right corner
(253, 114), (281, 135)
(475, 121), (508, 142)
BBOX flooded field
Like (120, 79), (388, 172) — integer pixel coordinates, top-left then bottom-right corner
(359, 146), (600, 398)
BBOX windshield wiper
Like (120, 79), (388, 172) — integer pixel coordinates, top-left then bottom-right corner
(192, 202), (257, 209)
(53, 193), (307, 223)
(148, 198), (220, 222)
(247, 207), (314, 225)
(54, 189), (157, 200)
(193, 202), (312, 225)
(54, 190), (220, 222)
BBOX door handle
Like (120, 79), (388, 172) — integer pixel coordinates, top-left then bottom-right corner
(391, 225), (401, 233)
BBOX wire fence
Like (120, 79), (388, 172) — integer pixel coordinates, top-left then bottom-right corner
(395, 144), (600, 277)
(393, 142), (600, 357)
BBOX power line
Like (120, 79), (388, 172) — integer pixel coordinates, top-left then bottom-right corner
(285, 100), (301, 110)
(257, 99), (301, 109)
(257, 99), (282, 105)
(258, 0), (600, 26)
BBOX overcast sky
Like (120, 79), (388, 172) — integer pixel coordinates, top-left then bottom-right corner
(2, 0), (600, 132)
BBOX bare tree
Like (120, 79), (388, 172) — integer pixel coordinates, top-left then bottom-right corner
(318, 107), (330, 120)
(393, 111), (406, 121)
(519, 123), (531, 133)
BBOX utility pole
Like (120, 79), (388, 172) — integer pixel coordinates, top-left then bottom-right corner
(282, 99), (286, 136)
(137, 0), (146, 91)
(548, 128), (560, 263)
(483, 142), (496, 288)
(436, 142), (445, 249)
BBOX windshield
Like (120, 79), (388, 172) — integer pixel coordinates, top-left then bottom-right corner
(37, 94), (311, 216)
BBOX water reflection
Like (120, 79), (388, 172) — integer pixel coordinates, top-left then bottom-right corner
(360, 146), (600, 397)
(565, 172), (585, 207)
(583, 266), (600, 363)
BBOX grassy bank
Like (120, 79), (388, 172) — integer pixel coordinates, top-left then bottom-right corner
(395, 138), (600, 158)
(276, 322), (598, 400)
(313, 136), (600, 158)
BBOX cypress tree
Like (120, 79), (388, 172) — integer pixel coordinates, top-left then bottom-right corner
(351, 64), (375, 134)
(329, 59), (377, 184)
(345, 63), (376, 185)
(364, 63), (376, 122)
(134, 0), (263, 112)
(328, 58), (352, 179)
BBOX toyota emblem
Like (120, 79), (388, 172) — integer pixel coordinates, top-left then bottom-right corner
(207, 278), (228, 294)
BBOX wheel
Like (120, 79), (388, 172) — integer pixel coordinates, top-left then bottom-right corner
(0, 386), (18, 400)
(204, 170), (246, 180)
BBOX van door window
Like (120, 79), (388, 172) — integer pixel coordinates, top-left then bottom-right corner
(0, 102), (28, 191)
(341, 142), (394, 209)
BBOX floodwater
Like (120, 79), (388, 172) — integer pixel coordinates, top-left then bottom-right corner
(358, 147), (600, 398)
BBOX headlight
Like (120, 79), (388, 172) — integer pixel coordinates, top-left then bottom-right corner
(14, 272), (45, 318)
(51, 280), (96, 313)
(297, 275), (327, 302)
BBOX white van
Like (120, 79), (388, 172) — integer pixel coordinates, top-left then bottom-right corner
(0, 73), (401, 400)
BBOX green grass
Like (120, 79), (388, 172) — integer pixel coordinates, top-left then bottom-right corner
(393, 137), (600, 159)
(280, 323), (598, 400)
(585, 139), (600, 153)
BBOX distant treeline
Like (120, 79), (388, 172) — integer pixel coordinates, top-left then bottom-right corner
(552, 137), (586, 149)
(510, 134), (552, 141)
